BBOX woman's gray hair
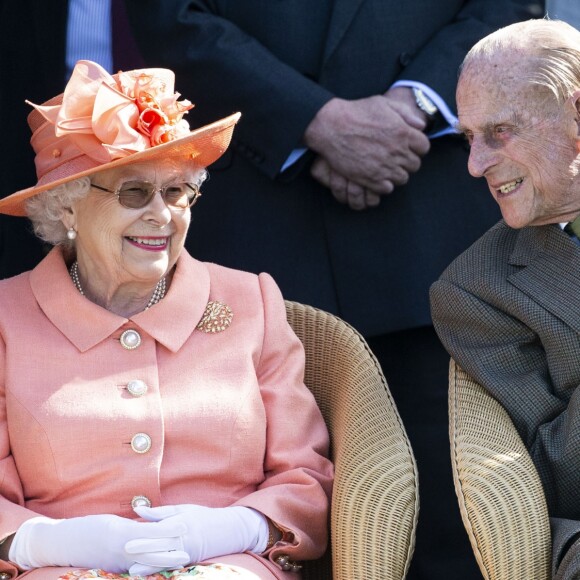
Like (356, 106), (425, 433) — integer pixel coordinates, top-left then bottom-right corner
(25, 167), (208, 248)
(462, 19), (580, 105)
(26, 177), (91, 248)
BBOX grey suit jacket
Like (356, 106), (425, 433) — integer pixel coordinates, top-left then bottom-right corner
(430, 221), (580, 576)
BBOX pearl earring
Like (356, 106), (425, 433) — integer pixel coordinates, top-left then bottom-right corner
(67, 227), (77, 240)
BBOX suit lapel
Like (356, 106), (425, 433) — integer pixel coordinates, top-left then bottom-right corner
(508, 225), (580, 333)
(322, 0), (366, 64)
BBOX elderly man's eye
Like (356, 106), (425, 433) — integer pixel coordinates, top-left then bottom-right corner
(494, 126), (511, 136)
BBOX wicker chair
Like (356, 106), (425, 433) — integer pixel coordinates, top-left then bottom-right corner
(285, 301), (419, 580)
(449, 359), (552, 580)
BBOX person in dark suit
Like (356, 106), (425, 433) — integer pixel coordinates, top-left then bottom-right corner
(0, 1), (69, 278)
(124, 1), (535, 577)
(0, 0), (143, 280)
(431, 19), (580, 580)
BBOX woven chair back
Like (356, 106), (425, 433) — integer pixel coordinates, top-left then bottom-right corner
(286, 301), (418, 580)
(449, 359), (551, 580)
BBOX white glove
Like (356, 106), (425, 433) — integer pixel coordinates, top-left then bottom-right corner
(128, 504), (269, 576)
(9, 514), (190, 572)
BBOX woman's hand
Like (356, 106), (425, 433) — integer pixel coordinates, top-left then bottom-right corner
(9, 514), (190, 572)
(129, 504), (269, 576)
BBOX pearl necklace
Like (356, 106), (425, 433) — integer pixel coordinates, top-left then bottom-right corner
(69, 261), (166, 310)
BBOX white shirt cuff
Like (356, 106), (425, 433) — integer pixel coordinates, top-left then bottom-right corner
(283, 80), (459, 172)
(391, 80), (459, 138)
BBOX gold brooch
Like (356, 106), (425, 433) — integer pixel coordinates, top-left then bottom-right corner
(196, 301), (233, 333)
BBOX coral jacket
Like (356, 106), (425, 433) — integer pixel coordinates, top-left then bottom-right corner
(0, 248), (333, 578)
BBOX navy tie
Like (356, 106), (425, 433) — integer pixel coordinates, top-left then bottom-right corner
(111, 0), (145, 72)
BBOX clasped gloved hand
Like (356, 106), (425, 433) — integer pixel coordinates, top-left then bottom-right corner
(128, 504), (269, 576)
(9, 514), (190, 573)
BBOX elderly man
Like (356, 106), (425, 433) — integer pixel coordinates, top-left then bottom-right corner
(430, 19), (580, 580)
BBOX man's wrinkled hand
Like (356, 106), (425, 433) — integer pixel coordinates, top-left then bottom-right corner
(304, 95), (430, 195)
(310, 156), (381, 210)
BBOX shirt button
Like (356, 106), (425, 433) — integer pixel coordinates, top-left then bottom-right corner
(127, 380), (148, 397)
(120, 329), (141, 350)
(131, 495), (152, 509)
(131, 433), (152, 454)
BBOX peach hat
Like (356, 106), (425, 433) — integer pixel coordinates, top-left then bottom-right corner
(0, 60), (240, 216)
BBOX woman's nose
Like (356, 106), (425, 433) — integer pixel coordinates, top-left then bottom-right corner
(143, 190), (173, 224)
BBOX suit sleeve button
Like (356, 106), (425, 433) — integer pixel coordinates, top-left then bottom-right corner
(399, 52), (413, 66)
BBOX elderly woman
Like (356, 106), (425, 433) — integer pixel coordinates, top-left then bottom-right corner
(0, 60), (333, 580)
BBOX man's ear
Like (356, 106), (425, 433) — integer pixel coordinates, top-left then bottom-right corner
(571, 89), (580, 140)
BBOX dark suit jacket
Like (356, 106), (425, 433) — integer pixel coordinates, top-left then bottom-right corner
(431, 221), (580, 576)
(0, 0), (68, 278)
(0, 0), (144, 280)
(126, 0), (530, 337)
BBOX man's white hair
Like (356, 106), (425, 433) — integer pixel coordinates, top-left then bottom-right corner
(462, 19), (580, 104)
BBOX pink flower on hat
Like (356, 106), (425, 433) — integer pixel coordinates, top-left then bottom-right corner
(119, 70), (193, 146)
(28, 60), (194, 164)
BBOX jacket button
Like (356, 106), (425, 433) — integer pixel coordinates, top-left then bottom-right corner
(120, 329), (141, 350)
(127, 380), (148, 397)
(131, 433), (152, 454)
(131, 495), (152, 509)
(399, 52), (413, 66)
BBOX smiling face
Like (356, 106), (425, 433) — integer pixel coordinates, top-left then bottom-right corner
(457, 57), (580, 228)
(63, 159), (200, 296)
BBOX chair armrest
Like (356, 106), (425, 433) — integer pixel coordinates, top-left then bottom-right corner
(449, 359), (551, 580)
(286, 301), (418, 580)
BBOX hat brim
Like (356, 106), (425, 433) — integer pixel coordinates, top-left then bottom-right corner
(0, 112), (241, 217)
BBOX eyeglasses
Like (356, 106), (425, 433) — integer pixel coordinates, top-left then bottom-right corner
(91, 181), (201, 209)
